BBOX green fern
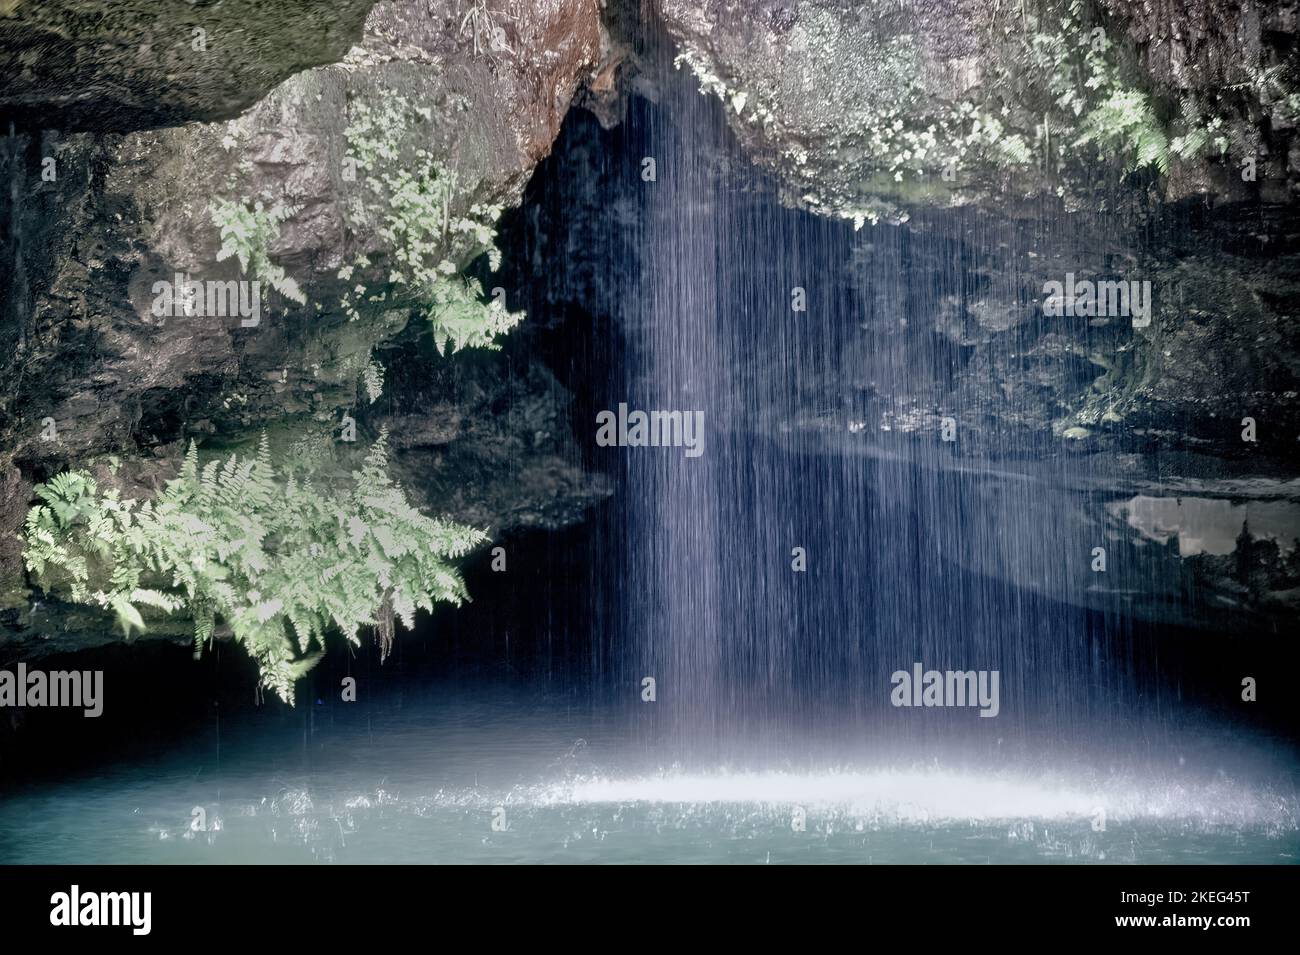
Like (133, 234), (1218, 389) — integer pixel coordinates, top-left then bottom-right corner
(22, 431), (486, 704)
(342, 94), (523, 350)
(209, 198), (307, 305)
(426, 276), (521, 355)
(1076, 88), (1169, 173)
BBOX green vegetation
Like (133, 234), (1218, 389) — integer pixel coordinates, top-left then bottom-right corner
(22, 433), (484, 703)
(209, 198), (307, 304)
(341, 94), (523, 353)
(676, 0), (1286, 221)
(33, 90), (528, 693)
(1075, 88), (1168, 173)
(361, 357), (385, 404)
(1012, 1), (1171, 175)
(1167, 97), (1230, 165)
(1013, 0), (1280, 178)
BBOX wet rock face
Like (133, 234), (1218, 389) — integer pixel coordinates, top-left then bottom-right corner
(0, 0), (603, 474)
(659, 0), (1000, 222)
(658, 0), (1300, 219)
(1102, 0), (1293, 95)
(0, 0), (607, 639)
(940, 471), (1300, 634)
(1101, 0), (1300, 202)
(0, 0), (379, 131)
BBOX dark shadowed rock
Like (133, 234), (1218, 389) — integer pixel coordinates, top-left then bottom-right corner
(0, 0), (379, 132)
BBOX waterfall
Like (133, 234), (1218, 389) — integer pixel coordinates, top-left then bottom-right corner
(586, 43), (1175, 767)
(618, 49), (729, 753)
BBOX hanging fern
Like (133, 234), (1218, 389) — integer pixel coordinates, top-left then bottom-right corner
(426, 275), (521, 356)
(1075, 88), (1170, 174)
(209, 198), (307, 305)
(341, 94), (524, 349)
(22, 432), (485, 703)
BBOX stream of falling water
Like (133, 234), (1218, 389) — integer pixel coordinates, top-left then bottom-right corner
(610, 47), (1137, 759)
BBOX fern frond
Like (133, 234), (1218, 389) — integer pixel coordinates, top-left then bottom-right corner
(19, 433), (483, 704)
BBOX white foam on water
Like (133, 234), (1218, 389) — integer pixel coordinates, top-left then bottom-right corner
(532, 768), (1299, 827)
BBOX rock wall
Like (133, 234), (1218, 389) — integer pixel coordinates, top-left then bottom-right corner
(0, 0), (610, 655)
(659, 0), (1299, 217)
(0, 0), (379, 130)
